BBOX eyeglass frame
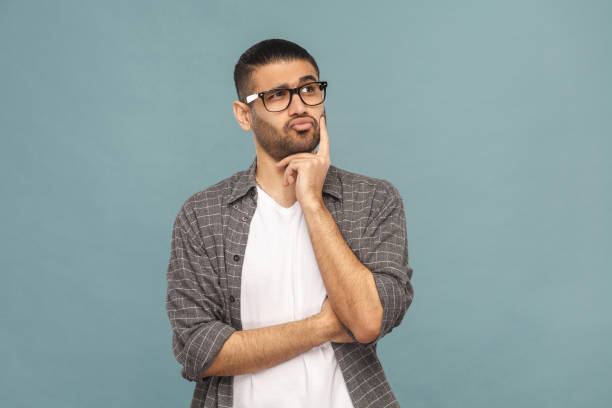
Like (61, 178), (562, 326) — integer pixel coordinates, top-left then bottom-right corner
(243, 81), (328, 112)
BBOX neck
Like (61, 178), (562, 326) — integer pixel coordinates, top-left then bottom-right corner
(254, 151), (298, 208)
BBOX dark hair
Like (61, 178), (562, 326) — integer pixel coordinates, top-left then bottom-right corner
(233, 38), (320, 103)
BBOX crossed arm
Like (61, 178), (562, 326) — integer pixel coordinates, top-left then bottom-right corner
(166, 182), (413, 381)
(301, 198), (383, 344)
(201, 301), (351, 377)
(300, 182), (414, 346)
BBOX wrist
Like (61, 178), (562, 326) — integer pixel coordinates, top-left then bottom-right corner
(301, 198), (326, 214)
(310, 313), (335, 344)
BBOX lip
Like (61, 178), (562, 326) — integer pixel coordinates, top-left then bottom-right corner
(290, 118), (314, 130)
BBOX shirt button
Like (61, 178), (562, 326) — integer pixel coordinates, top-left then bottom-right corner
(233, 254), (240, 262)
(229, 295), (235, 302)
(233, 204), (239, 209)
(241, 216), (248, 222)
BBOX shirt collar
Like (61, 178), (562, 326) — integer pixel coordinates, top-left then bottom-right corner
(225, 155), (343, 206)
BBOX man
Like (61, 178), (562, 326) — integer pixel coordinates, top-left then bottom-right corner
(165, 38), (414, 408)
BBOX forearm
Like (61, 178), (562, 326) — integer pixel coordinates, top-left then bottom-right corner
(201, 314), (332, 378)
(302, 200), (382, 342)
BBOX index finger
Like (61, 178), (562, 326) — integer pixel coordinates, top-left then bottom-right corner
(316, 115), (329, 159)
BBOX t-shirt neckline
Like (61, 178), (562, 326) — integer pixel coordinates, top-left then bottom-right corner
(256, 185), (300, 213)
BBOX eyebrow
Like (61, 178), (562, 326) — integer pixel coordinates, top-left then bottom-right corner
(271, 75), (318, 90)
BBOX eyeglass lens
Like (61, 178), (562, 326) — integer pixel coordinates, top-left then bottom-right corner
(262, 82), (325, 112)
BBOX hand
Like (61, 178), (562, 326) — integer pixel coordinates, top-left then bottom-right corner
(318, 296), (355, 343)
(275, 115), (330, 209)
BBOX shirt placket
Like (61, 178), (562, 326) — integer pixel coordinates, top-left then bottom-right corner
(225, 187), (258, 331)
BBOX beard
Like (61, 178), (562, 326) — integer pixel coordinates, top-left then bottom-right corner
(251, 109), (324, 162)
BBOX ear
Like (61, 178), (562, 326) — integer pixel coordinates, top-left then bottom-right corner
(233, 100), (252, 131)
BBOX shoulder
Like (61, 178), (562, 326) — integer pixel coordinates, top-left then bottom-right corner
(173, 168), (245, 230)
(331, 164), (402, 206)
(330, 165), (405, 248)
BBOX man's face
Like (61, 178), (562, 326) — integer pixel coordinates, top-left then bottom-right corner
(247, 59), (325, 162)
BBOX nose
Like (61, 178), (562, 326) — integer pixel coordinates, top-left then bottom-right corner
(287, 91), (307, 115)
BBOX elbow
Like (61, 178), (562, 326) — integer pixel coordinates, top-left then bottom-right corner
(201, 361), (218, 378)
(355, 328), (378, 344)
(354, 305), (383, 344)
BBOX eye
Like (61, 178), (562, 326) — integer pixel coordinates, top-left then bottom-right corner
(268, 90), (287, 99)
(301, 84), (315, 93)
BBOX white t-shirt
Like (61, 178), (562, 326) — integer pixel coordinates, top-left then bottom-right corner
(232, 185), (354, 408)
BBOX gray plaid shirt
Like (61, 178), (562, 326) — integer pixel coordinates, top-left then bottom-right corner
(166, 155), (414, 408)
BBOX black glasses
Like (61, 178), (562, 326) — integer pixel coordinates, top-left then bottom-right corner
(244, 81), (327, 112)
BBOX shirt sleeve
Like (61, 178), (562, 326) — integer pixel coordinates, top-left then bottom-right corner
(357, 180), (415, 346)
(165, 202), (237, 383)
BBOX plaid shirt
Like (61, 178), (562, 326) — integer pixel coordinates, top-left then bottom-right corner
(166, 155), (414, 408)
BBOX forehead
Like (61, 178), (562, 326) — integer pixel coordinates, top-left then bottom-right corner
(251, 59), (318, 91)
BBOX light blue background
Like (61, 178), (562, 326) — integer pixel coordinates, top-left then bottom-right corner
(1, 0), (610, 407)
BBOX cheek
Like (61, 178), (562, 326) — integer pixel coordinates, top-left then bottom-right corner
(255, 112), (283, 131)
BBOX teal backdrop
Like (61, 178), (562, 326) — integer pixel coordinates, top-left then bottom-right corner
(1, 0), (610, 407)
